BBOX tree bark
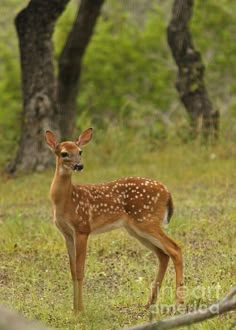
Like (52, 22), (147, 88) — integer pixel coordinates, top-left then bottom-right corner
(57, 0), (104, 139)
(167, 0), (219, 141)
(7, 0), (69, 173)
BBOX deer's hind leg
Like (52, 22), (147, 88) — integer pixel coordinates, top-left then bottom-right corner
(128, 223), (184, 306)
(125, 226), (169, 308)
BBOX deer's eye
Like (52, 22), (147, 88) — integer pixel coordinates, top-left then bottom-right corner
(61, 151), (69, 158)
(79, 150), (83, 156)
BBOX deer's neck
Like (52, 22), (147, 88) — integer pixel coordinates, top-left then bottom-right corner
(50, 161), (73, 209)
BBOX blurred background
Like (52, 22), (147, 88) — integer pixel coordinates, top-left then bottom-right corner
(0, 0), (235, 172)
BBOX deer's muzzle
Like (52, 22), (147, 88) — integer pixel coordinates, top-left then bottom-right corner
(73, 163), (84, 171)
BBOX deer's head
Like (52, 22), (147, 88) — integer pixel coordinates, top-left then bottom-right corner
(45, 128), (93, 173)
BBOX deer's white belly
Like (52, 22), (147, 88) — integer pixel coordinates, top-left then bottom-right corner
(91, 219), (124, 235)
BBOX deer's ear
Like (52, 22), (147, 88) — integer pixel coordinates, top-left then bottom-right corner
(75, 128), (93, 147)
(45, 131), (58, 151)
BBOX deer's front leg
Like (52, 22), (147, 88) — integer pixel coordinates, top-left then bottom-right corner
(62, 232), (77, 310)
(74, 232), (88, 313)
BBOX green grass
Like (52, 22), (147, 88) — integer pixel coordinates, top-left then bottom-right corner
(0, 141), (236, 329)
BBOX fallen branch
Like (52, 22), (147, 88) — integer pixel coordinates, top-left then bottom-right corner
(0, 305), (50, 330)
(124, 287), (236, 330)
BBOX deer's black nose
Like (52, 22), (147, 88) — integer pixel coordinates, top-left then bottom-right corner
(73, 163), (84, 171)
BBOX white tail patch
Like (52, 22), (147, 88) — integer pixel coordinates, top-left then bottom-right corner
(163, 209), (169, 226)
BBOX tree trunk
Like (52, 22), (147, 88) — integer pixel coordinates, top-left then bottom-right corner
(8, 0), (69, 173)
(57, 0), (104, 139)
(167, 0), (219, 140)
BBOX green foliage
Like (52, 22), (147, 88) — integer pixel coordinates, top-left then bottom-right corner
(0, 0), (236, 166)
(191, 0), (236, 99)
(0, 0), (24, 158)
(76, 4), (177, 137)
(53, 0), (236, 144)
(53, 1), (77, 59)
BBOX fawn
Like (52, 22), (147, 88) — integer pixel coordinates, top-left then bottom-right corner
(45, 128), (184, 313)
